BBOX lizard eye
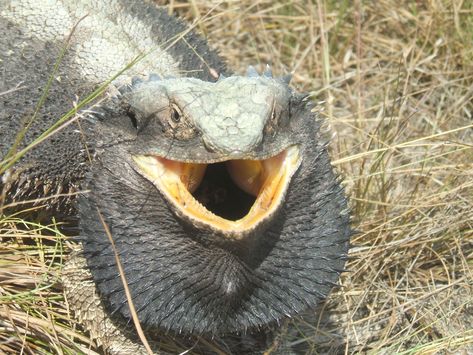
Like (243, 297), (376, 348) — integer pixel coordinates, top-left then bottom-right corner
(126, 107), (139, 129)
(171, 103), (182, 123)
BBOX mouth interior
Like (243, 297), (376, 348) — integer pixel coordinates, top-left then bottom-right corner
(133, 146), (300, 235)
(191, 163), (255, 221)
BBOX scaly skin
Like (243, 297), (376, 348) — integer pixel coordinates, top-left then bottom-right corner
(0, 1), (351, 353)
(0, 0), (225, 214)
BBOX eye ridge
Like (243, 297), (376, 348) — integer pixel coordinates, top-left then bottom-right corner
(127, 108), (138, 129)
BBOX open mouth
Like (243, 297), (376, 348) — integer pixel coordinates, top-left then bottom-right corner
(132, 146), (300, 237)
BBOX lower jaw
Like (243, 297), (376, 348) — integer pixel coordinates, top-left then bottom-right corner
(132, 145), (301, 239)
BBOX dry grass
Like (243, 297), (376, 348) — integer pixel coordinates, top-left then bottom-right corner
(1, 0), (472, 354)
(0, 215), (97, 354)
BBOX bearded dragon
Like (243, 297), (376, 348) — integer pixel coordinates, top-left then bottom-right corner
(0, 1), (351, 353)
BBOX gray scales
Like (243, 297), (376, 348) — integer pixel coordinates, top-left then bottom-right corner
(0, 0), (351, 354)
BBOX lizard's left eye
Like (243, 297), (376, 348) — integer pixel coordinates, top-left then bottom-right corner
(171, 104), (182, 123)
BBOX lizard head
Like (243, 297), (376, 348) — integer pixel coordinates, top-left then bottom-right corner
(127, 72), (300, 239)
(80, 67), (351, 335)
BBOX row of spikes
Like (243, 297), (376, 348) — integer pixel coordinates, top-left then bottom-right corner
(121, 64), (292, 93)
(218, 64), (292, 85)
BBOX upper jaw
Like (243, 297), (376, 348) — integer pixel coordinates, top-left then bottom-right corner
(130, 132), (295, 164)
(132, 145), (301, 240)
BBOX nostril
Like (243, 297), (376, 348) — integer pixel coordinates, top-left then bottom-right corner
(202, 137), (217, 153)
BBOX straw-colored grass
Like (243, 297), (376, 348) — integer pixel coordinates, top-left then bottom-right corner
(0, 216), (97, 354)
(1, 0), (472, 353)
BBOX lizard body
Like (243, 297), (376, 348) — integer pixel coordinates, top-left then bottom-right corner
(0, 1), (351, 353)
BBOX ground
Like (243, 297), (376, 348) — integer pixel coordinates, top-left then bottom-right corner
(1, 1), (472, 354)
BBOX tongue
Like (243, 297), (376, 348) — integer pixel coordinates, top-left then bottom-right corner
(226, 152), (286, 196)
(226, 160), (264, 196)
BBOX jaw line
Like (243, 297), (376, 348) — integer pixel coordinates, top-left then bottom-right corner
(132, 145), (301, 240)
